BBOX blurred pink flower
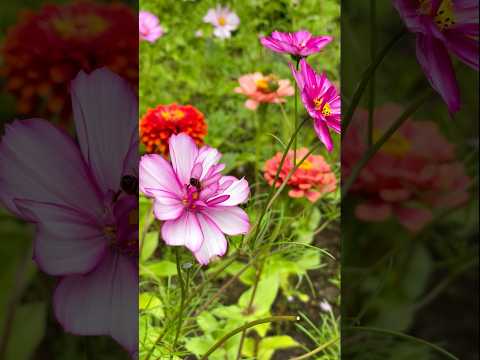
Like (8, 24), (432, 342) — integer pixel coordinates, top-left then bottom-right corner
(393, 0), (479, 113)
(261, 30), (332, 58)
(264, 148), (337, 203)
(0, 69), (139, 354)
(290, 59), (341, 151)
(139, 10), (164, 42)
(343, 103), (471, 232)
(203, 5), (240, 38)
(234, 72), (294, 110)
(140, 133), (250, 265)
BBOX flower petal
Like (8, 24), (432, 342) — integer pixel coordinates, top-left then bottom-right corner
(53, 252), (138, 354)
(15, 199), (106, 276)
(139, 154), (182, 197)
(193, 213), (227, 265)
(202, 206), (250, 235)
(313, 120), (334, 152)
(169, 133), (199, 186)
(416, 34), (461, 113)
(161, 211), (203, 251)
(145, 188), (184, 221)
(71, 68), (138, 195)
(216, 177), (250, 206)
(444, 30), (479, 70)
(0, 119), (102, 218)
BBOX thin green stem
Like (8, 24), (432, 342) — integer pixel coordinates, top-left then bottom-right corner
(342, 89), (434, 198)
(250, 117), (308, 248)
(367, 0), (377, 147)
(171, 248), (186, 359)
(343, 29), (406, 134)
(346, 326), (459, 360)
(236, 261), (264, 359)
(293, 59), (300, 165)
(290, 336), (339, 360)
(200, 316), (299, 360)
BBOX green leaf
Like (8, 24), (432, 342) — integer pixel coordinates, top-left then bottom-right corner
(141, 260), (177, 278)
(239, 274), (280, 315)
(139, 292), (163, 319)
(197, 311), (219, 333)
(5, 302), (46, 360)
(140, 232), (158, 262)
(258, 336), (300, 360)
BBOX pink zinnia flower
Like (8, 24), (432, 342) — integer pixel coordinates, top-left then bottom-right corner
(139, 10), (164, 42)
(393, 0), (479, 113)
(264, 148), (337, 203)
(290, 59), (341, 151)
(203, 5), (240, 39)
(261, 30), (332, 58)
(139, 133), (250, 265)
(343, 104), (471, 232)
(0, 69), (138, 354)
(234, 72), (294, 110)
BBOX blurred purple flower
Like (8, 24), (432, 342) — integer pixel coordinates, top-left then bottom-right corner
(393, 0), (479, 113)
(0, 69), (138, 355)
(261, 30), (332, 58)
(139, 10), (164, 42)
(290, 59), (341, 151)
(203, 5), (240, 39)
(140, 133), (250, 265)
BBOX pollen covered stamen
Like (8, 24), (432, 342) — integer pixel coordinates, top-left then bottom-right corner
(314, 97), (331, 117)
(434, 0), (455, 30)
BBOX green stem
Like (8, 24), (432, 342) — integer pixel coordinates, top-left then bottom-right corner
(367, 0), (377, 147)
(293, 59), (300, 165)
(290, 336), (339, 360)
(343, 29), (406, 134)
(171, 248), (186, 359)
(342, 89), (434, 199)
(236, 261), (264, 359)
(250, 117), (308, 249)
(200, 316), (298, 360)
(346, 326), (459, 360)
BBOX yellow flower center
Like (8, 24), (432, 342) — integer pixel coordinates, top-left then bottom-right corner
(51, 14), (109, 40)
(160, 109), (185, 121)
(218, 16), (227, 26)
(255, 76), (279, 93)
(299, 160), (313, 170)
(373, 129), (411, 156)
(314, 97), (331, 117)
(419, 0), (455, 30)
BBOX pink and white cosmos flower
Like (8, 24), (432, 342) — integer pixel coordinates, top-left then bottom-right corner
(139, 10), (164, 43)
(290, 59), (341, 152)
(0, 69), (138, 356)
(203, 5), (240, 39)
(140, 133), (250, 265)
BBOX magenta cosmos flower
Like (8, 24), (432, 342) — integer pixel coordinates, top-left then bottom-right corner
(393, 0), (479, 113)
(203, 5), (240, 38)
(290, 59), (341, 151)
(139, 10), (164, 42)
(0, 69), (138, 355)
(140, 133), (250, 265)
(261, 30), (332, 58)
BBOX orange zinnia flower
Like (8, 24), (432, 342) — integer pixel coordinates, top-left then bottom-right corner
(1, 2), (138, 122)
(234, 72), (294, 110)
(264, 148), (337, 203)
(139, 104), (207, 155)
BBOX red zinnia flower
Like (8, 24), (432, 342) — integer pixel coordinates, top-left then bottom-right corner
(264, 148), (337, 203)
(1, 2), (138, 122)
(139, 104), (207, 155)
